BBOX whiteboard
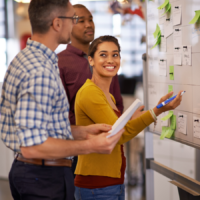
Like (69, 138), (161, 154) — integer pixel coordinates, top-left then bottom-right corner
(146, 0), (200, 147)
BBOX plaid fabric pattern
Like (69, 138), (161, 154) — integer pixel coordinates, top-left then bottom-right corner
(0, 39), (73, 153)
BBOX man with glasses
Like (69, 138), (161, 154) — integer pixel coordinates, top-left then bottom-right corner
(0, 1), (124, 200)
(58, 4), (124, 176)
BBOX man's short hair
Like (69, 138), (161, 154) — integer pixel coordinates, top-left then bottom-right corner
(73, 4), (87, 9)
(28, 0), (69, 34)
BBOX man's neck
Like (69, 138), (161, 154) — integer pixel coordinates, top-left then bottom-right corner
(71, 41), (90, 55)
(31, 33), (59, 52)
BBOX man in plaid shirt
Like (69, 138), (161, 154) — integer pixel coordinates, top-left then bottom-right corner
(0, 0), (124, 199)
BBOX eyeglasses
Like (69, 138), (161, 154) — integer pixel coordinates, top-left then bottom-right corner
(58, 15), (79, 24)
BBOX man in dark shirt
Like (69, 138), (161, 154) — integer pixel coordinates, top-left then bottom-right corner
(58, 4), (123, 126)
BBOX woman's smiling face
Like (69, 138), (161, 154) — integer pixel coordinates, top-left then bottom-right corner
(89, 41), (121, 78)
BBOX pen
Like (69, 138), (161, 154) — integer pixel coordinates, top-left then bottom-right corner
(156, 91), (186, 109)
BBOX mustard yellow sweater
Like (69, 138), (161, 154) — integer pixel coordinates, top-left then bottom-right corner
(75, 79), (154, 178)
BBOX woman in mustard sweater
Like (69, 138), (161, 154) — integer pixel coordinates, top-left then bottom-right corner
(74, 36), (182, 200)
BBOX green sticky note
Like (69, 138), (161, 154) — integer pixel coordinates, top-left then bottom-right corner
(161, 111), (173, 121)
(169, 66), (174, 80)
(165, 128), (174, 138)
(168, 85), (173, 97)
(189, 10), (200, 24)
(160, 127), (169, 140)
(153, 24), (161, 38)
(151, 36), (161, 49)
(163, 3), (171, 15)
(158, 0), (169, 10)
(170, 114), (176, 130)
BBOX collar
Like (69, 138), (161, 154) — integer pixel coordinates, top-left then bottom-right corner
(66, 44), (87, 57)
(26, 38), (58, 64)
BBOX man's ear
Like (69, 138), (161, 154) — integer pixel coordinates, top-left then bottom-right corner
(51, 18), (62, 32)
(88, 56), (94, 67)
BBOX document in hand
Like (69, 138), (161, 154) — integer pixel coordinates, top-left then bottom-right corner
(107, 99), (142, 138)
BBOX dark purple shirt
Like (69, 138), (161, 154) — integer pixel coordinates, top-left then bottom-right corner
(58, 44), (124, 125)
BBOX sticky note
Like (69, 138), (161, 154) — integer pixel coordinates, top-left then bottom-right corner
(161, 111), (173, 121)
(153, 24), (161, 38)
(169, 66), (174, 80)
(165, 128), (174, 139)
(161, 112), (169, 126)
(189, 10), (200, 24)
(158, 0), (169, 10)
(163, 3), (171, 15)
(160, 127), (169, 140)
(170, 114), (176, 130)
(151, 37), (161, 49)
(168, 85), (173, 96)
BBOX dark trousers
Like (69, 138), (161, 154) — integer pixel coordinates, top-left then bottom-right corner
(9, 159), (75, 200)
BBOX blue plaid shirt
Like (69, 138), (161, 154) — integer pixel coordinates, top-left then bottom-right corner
(0, 39), (73, 153)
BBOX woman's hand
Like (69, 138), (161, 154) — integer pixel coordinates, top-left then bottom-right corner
(130, 105), (146, 120)
(153, 90), (183, 116)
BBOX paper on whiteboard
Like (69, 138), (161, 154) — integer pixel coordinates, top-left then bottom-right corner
(173, 28), (182, 49)
(173, 5), (182, 26)
(182, 45), (192, 66)
(178, 113), (187, 135)
(159, 60), (167, 76)
(107, 99), (142, 138)
(193, 117), (200, 139)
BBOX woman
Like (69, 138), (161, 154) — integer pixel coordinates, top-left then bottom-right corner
(74, 36), (182, 200)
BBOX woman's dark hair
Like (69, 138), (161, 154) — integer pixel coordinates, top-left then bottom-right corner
(88, 35), (121, 58)
(28, 0), (69, 34)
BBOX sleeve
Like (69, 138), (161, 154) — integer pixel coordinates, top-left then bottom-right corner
(110, 75), (124, 114)
(14, 70), (56, 147)
(77, 85), (155, 144)
(77, 86), (118, 125)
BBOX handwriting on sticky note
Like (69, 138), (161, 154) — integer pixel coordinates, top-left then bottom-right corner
(189, 10), (200, 24)
(159, 60), (167, 76)
(178, 113), (187, 135)
(182, 45), (192, 66)
(193, 117), (200, 139)
(173, 5), (182, 26)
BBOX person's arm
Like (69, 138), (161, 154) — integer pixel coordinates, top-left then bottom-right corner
(70, 124), (112, 140)
(76, 85), (151, 144)
(110, 75), (124, 113)
(20, 129), (124, 159)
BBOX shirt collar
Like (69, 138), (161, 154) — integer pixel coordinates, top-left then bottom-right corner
(26, 38), (58, 64)
(67, 44), (87, 57)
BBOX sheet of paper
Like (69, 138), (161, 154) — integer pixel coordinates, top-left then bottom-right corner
(165, 19), (174, 38)
(107, 99), (142, 138)
(178, 113), (187, 135)
(160, 36), (167, 52)
(182, 45), (192, 66)
(173, 5), (182, 26)
(169, 66), (174, 80)
(189, 10), (200, 24)
(161, 112), (169, 126)
(173, 28), (182, 49)
(193, 117), (200, 139)
(174, 48), (182, 65)
(159, 60), (167, 76)
(159, 8), (167, 25)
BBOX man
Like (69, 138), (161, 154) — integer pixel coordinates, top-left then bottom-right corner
(0, 1), (124, 200)
(58, 4), (123, 126)
(58, 4), (124, 176)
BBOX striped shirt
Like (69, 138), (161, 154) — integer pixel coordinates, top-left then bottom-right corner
(0, 39), (73, 153)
